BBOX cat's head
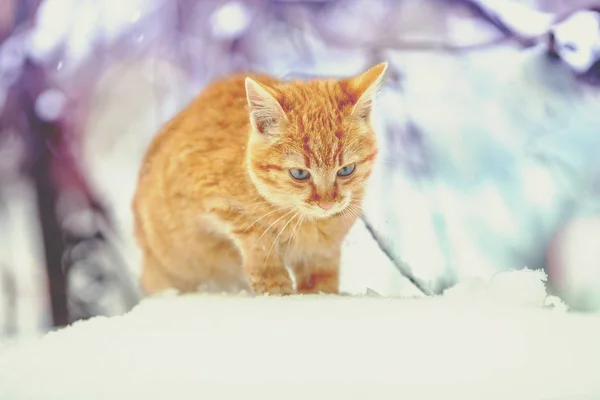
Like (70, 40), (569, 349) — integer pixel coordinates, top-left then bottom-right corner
(245, 63), (387, 219)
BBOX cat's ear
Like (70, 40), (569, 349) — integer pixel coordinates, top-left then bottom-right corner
(344, 62), (388, 120)
(245, 77), (286, 136)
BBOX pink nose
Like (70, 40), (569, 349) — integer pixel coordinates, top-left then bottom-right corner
(318, 202), (334, 210)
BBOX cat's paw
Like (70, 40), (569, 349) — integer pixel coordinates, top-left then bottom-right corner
(251, 278), (294, 296)
(296, 271), (339, 295)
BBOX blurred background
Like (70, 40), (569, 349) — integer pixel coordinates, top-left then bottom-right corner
(1, 0), (600, 339)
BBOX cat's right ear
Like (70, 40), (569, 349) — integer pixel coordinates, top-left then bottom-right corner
(344, 62), (388, 121)
(245, 78), (286, 137)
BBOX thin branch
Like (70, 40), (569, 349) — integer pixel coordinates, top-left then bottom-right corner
(360, 214), (434, 296)
(296, 1), (525, 54)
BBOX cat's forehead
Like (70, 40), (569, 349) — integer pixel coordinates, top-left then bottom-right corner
(284, 136), (363, 170)
(282, 118), (363, 169)
(279, 81), (354, 117)
(276, 80), (366, 167)
(278, 82), (352, 134)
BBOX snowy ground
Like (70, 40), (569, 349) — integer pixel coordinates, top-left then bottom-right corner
(1, 269), (600, 400)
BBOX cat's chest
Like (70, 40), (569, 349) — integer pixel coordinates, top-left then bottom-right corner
(291, 218), (351, 249)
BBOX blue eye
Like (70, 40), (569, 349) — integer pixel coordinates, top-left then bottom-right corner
(289, 169), (310, 180)
(337, 164), (356, 177)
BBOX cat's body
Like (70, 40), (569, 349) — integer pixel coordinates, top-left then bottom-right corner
(133, 63), (387, 295)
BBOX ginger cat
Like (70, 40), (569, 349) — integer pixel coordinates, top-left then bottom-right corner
(132, 62), (387, 296)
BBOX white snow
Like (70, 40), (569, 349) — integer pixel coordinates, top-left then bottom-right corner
(550, 10), (600, 73)
(1, 269), (599, 400)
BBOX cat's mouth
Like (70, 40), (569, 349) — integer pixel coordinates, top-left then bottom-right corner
(302, 199), (352, 219)
(312, 207), (340, 219)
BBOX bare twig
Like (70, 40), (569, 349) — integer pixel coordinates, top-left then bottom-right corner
(360, 215), (434, 296)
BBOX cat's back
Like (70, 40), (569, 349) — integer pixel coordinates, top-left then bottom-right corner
(142, 72), (279, 165)
(183, 72), (280, 145)
(134, 72), (282, 215)
(133, 72), (280, 248)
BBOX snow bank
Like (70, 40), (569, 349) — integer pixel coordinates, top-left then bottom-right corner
(1, 269), (600, 400)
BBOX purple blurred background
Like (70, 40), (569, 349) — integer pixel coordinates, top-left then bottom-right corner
(2, 0), (600, 337)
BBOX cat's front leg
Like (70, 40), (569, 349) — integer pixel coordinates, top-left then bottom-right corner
(238, 236), (293, 295)
(291, 248), (341, 294)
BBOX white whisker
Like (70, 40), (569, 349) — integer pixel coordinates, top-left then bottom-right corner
(285, 212), (304, 261)
(291, 214), (305, 257)
(257, 208), (295, 243)
(264, 212), (298, 266)
(344, 203), (362, 220)
(243, 200), (271, 208)
(242, 205), (290, 234)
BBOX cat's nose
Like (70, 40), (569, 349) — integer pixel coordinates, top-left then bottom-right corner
(318, 202), (334, 210)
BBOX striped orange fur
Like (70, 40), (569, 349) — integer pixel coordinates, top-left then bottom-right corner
(132, 63), (387, 295)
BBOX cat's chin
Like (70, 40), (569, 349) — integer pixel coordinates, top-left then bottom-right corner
(300, 207), (345, 220)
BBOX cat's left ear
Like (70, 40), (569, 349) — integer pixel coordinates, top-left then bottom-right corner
(245, 77), (286, 137)
(344, 62), (388, 120)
